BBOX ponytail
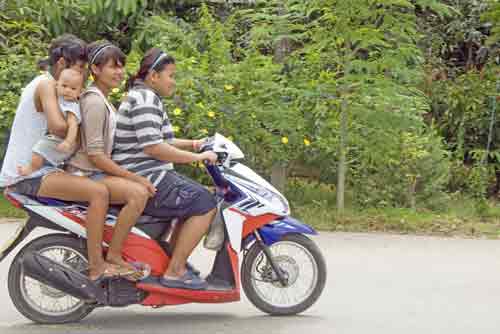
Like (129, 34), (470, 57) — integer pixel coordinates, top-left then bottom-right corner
(125, 48), (175, 91)
(125, 72), (141, 91)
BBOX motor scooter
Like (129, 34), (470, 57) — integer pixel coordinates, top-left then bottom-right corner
(1, 133), (326, 324)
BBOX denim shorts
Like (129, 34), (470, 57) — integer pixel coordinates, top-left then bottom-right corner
(143, 171), (217, 220)
(9, 165), (62, 196)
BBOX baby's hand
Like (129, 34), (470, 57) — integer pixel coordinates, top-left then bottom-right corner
(56, 141), (75, 153)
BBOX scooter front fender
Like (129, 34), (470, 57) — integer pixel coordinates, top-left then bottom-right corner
(243, 216), (317, 247)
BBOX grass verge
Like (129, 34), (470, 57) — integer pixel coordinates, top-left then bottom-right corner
(0, 195), (27, 219)
(287, 179), (500, 239)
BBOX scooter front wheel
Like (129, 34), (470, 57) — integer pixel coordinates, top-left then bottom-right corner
(241, 233), (326, 315)
(8, 234), (94, 324)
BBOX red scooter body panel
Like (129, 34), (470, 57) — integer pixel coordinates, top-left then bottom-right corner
(236, 210), (279, 238)
(60, 211), (170, 276)
(139, 243), (241, 306)
(118, 235), (169, 277)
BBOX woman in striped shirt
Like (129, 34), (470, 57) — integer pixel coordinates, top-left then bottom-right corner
(114, 48), (218, 290)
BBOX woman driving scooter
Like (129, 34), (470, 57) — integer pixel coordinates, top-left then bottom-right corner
(113, 48), (218, 290)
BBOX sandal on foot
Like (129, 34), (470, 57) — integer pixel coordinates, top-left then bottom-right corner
(129, 261), (151, 280)
(159, 271), (208, 290)
(186, 262), (200, 276)
(89, 265), (137, 282)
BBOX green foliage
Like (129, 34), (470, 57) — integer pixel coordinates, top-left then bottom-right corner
(131, 5), (309, 174)
(0, 0), (498, 210)
(420, 0), (500, 198)
(0, 2), (47, 134)
(482, 0), (500, 46)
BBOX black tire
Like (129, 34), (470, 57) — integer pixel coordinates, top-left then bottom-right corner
(241, 233), (326, 316)
(8, 234), (94, 324)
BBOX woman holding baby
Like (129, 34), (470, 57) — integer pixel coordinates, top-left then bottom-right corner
(0, 35), (150, 281)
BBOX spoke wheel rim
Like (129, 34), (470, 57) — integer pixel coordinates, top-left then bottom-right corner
(20, 246), (88, 317)
(250, 241), (319, 308)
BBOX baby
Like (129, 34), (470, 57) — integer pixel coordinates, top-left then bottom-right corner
(17, 68), (83, 176)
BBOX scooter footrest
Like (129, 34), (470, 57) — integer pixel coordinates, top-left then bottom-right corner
(137, 277), (239, 303)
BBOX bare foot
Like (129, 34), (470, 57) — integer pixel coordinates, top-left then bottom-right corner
(17, 164), (33, 176)
(56, 141), (75, 153)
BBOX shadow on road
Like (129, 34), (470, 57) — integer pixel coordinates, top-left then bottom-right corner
(4, 310), (324, 333)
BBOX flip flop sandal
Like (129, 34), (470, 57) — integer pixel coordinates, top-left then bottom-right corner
(159, 271), (208, 290)
(186, 262), (200, 276)
(129, 261), (152, 281)
(89, 266), (137, 283)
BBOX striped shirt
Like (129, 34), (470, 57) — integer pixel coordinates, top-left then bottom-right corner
(112, 81), (175, 186)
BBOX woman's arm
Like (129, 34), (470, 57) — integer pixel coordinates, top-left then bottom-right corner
(88, 154), (155, 195)
(144, 142), (215, 164)
(37, 80), (67, 137)
(170, 138), (203, 151)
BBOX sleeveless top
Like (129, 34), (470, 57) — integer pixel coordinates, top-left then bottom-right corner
(0, 73), (55, 187)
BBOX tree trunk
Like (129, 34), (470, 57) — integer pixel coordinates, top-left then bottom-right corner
(271, 163), (287, 194)
(270, 35), (293, 192)
(336, 98), (348, 215)
(408, 176), (417, 210)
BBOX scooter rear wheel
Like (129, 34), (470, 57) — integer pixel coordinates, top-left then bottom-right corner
(242, 233), (326, 316)
(8, 233), (94, 324)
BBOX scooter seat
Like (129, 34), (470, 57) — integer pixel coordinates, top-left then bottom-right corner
(107, 205), (169, 225)
(14, 193), (171, 226)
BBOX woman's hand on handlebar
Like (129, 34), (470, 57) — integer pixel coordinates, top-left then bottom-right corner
(198, 151), (218, 165)
(192, 138), (205, 152)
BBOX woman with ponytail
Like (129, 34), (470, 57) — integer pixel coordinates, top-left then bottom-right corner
(113, 48), (218, 290)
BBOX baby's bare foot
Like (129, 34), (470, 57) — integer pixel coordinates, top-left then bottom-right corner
(17, 165), (33, 176)
(56, 141), (75, 153)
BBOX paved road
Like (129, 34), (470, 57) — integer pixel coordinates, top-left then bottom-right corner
(0, 221), (499, 333)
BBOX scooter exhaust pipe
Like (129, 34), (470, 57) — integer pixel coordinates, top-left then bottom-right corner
(21, 252), (106, 303)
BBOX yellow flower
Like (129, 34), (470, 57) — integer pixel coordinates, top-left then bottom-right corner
(197, 162), (205, 168)
(173, 108), (183, 116)
(207, 111), (216, 118)
(200, 128), (209, 135)
(281, 137), (289, 144)
(304, 138), (311, 146)
(172, 125), (180, 133)
(224, 84), (234, 91)
(89, 75), (94, 82)
(112, 88), (120, 94)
